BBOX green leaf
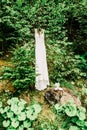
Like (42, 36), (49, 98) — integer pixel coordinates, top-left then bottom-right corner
(54, 104), (60, 110)
(29, 114), (37, 121)
(20, 99), (26, 105)
(27, 128), (34, 130)
(71, 117), (78, 123)
(78, 106), (86, 113)
(18, 99), (26, 111)
(7, 111), (14, 118)
(26, 104), (40, 121)
(65, 104), (77, 117)
(0, 108), (4, 114)
(69, 126), (80, 130)
(11, 120), (19, 128)
(11, 117), (18, 122)
(84, 121), (87, 127)
(18, 112), (26, 121)
(77, 107), (86, 120)
(11, 105), (18, 114)
(33, 104), (41, 114)
(18, 125), (24, 130)
(76, 120), (85, 127)
(59, 128), (65, 130)
(7, 98), (19, 105)
(7, 126), (16, 130)
(3, 120), (10, 128)
(4, 106), (9, 112)
(16, 0), (23, 7)
(77, 112), (86, 120)
(26, 108), (33, 118)
(54, 104), (63, 113)
(23, 120), (31, 128)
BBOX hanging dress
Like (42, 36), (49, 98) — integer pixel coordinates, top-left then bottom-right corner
(35, 29), (49, 90)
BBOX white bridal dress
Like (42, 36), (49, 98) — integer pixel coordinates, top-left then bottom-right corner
(35, 29), (49, 90)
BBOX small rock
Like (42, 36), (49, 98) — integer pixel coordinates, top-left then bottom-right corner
(45, 87), (81, 106)
(45, 90), (59, 105)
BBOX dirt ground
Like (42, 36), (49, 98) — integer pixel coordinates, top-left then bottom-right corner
(0, 59), (15, 92)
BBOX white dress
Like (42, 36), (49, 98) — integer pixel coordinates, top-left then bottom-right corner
(35, 29), (49, 90)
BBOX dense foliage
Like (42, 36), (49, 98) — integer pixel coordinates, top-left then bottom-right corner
(0, 1), (87, 130)
(0, 0), (87, 83)
(0, 0), (66, 51)
(47, 40), (87, 83)
(54, 102), (87, 130)
(0, 97), (41, 130)
(1, 0), (87, 53)
(1, 44), (35, 91)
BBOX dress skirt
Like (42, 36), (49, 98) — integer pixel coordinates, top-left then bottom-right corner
(35, 29), (49, 90)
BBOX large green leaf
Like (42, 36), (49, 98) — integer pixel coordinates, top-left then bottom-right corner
(19, 99), (26, 105)
(77, 107), (86, 120)
(76, 120), (85, 127)
(4, 106), (9, 112)
(27, 128), (34, 130)
(11, 105), (18, 114)
(85, 121), (87, 127)
(17, 106), (24, 112)
(29, 114), (37, 121)
(7, 111), (14, 118)
(78, 106), (86, 113)
(26, 104), (41, 121)
(16, 0), (23, 7)
(26, 108), (33, 118)
(59, 128), (65, 130)
(69, 126), (80, 130)
(18, 112), (26, 121)
(3, 120), (10, 128)
(33, 104), (42, 114)
(7, 126), (16, 130)
(0, 107), (4, 114)
(77, 112), (86, 120)
(54, 104), (63, 113)
(11, 117), (18, 122)
(65, 104), (77, 117)
(7, 98), (19, 105)
(23, 120), (31, 128)
(11, 120), (19, 128)
(18, 125), (24, 130)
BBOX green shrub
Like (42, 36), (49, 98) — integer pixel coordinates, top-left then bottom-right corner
(0, 97), (41, 130)
(54, 102), (87, 130)
(63, 0), (87, 55)
(1, 44), (35, 91)
(47, 40), (86, 83)
(0, 0), (66, 51)
(78, 54), (87, 72)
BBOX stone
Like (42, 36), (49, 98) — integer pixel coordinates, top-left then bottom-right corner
(45, 90), (59, 105)
(45, 87), (81, 106)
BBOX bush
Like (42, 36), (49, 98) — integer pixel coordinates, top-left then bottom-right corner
(64, 0), (87, 55)
(1, 44), (35, 91)
(54, 102), (87, 130)
(0, 97), (41, 130)
(0, 0), (66, 51)
(47, 40), (86, 83)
